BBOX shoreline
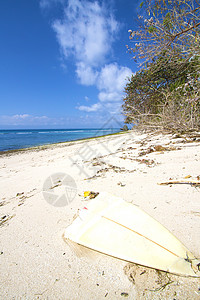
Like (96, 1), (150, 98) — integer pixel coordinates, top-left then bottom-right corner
(0, 130), (125, 156)
(0, 129), (200, 298)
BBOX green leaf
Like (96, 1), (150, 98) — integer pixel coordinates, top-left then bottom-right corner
(140, 1), (144, 8)
(148, 26), (157, 33)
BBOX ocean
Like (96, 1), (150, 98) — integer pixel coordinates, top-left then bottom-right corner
(0, 128), (120, 152)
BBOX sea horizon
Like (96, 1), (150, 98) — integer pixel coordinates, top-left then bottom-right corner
(0, 128), (121, 152)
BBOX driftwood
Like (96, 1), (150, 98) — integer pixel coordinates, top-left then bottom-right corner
(158, 180), (200, 186)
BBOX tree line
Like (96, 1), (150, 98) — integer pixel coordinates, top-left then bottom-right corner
(123, 0), (200, 131)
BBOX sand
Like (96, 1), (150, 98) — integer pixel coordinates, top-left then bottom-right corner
(0, 130), (200, 299)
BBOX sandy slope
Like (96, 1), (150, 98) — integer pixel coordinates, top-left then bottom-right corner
(0, 130), (200, 299)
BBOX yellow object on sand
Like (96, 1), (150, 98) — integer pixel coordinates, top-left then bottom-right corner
(65, 192), (200, 277)
(84, 191), (91, 198)
(83, 191), (99, 199)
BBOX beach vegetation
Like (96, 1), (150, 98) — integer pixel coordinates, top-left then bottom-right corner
(123, 0), (200, 131)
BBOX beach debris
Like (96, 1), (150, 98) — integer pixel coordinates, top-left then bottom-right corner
(92, 159), (106, 167)
(172, 132), (200, 143)
(17, 195), (26, 206)
(127, 146), (137, 150)
(99, 164), (134, 174)
(50, 180), (62, 189)
(124, 262), (200, 298)
(65, 192), (200, 277)
(16, 192), (24, 197)
(184, 175), (192, 179)
(139, 147), (154, 156)
(126, 264), (175, 292)
(190, 211), (200, 217)
(83, 191), (99, 199)
(121, 292), (129, 297)
(140, 270), (146, 275)
(136, 158), (155, 167)
(85, 174), (102, 180)
(86, 163), (136, 180)
(148, 277), (174, 292)
(0, 214), (15, 227)
(139, 145), (178, 156)
(158, 179), (200, 186)
(0, 201), (6, 207)
(108, 164), (127, 173)
(15, 190), (36, 206)
(117, 182), (126, 187)
(84, 191), (91, 198)
(119, 156), (156, 167)
(154, 145), (168, 152)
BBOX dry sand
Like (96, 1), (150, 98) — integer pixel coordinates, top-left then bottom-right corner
(0, 130), (200, 299)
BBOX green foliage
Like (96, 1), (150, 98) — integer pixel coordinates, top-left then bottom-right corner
(123, 0), (200, 131)
(148, 25), (157, 32)
(121, 125), (129, 131)
(163, 12), (172, 29)
(140, 1), (144, 8)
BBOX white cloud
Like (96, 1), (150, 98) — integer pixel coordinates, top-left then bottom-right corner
(44, 1), (133, 117)
(98, 91), (121, 102)
(52, 0), (118, 85)
(76, 62), (98, 86)
(97, 63), (132, 104)
(78, 103), (102, 112)
(77, 63), (132, 113)
(53, 0), (118, 65)
(0, 114), (50, 126)
(12, 114), (30, 119)
(97, 63), (132, 93)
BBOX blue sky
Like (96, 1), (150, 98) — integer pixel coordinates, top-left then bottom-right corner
(0, 0), (141, 129)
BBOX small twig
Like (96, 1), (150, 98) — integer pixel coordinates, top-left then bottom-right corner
(158, 179), (200, 186)
(148, 278), (174, 292)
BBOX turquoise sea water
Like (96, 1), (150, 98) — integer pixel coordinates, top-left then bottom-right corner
(0, 128), (120, 152)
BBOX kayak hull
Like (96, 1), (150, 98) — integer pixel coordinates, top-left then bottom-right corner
(65, 192), (200, 277)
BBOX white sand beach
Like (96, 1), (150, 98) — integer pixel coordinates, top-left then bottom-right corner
(0, 130), (200, 299)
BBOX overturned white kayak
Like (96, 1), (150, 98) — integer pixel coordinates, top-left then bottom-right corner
(64, 192), (200, 277)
